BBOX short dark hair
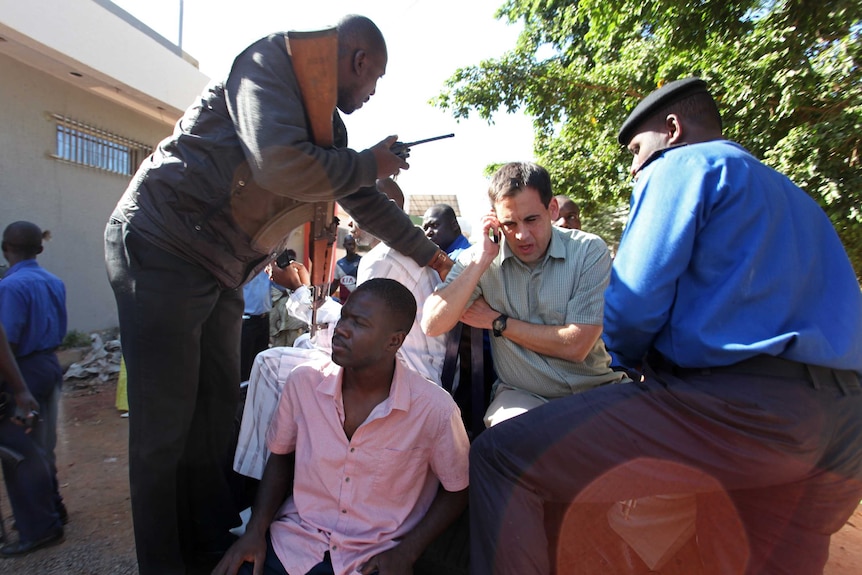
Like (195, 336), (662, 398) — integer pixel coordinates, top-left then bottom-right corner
(651, 91), (722, 135)
(428, 203), (457, 222)
(488, 162), (553, 208)
(2, 221), (47, 258)
(352, 278), (416, 333)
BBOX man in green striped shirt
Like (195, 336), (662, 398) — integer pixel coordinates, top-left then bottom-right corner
(422, 162), (626, 427)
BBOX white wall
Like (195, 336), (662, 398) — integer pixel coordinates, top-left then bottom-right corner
(0, 0), (207, 118)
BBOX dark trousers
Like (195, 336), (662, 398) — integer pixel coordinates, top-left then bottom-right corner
(105, 219), (243, 575)
(0, 352), (62, 542)
(237, 533), (336, 575)
(469, 361), (862, 575)
(240, 314), (270, 383)
(17, 352), (64, 517)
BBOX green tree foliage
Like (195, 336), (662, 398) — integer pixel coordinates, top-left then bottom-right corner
(434, 0), (862, 277)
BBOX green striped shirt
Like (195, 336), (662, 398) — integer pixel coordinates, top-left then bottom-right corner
(444, 227), (626, 398)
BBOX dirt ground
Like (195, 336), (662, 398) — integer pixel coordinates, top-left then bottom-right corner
(0, 379), (135, 575)
(0, 375), (860, 575)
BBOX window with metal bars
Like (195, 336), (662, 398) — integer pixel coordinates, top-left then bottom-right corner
(51, 114), (151, 176)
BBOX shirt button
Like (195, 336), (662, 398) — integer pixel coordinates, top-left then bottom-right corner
(341, 509), (347, 514)
(345, 477), (350, 482)
(332, 545), (337, 551)
(350, 448), (355, 453)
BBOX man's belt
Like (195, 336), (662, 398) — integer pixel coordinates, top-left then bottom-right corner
(242, 313), (269, 320)
(664, 354), (860, 393)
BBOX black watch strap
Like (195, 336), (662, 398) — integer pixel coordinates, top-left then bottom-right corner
(492, 314), (508, 337)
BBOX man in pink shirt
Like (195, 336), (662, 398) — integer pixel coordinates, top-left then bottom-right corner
(214, 278), (470, 575)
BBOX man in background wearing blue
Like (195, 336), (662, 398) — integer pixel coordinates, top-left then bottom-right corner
(332, 234), (362, 303)
(422, 204), (472, 259)
(241, 271), (273, 383)
(0, 221), (67, 557)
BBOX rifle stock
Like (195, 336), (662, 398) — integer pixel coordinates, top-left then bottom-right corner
(286, 29), (339, 335)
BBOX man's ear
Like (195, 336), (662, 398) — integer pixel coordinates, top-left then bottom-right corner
(352, 49), (367, 76)
(549, 197), (560, 220)
(666, 113), (684, 145)
(386, 330), (406, 353)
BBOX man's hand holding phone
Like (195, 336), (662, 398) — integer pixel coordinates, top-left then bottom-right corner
(474, 211), (502, 267)
(11, 390), (40, 432)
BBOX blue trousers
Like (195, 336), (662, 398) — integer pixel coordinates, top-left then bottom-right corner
(0, 351), (62, 542)
(105, 219), (243, 575)
(469, 362), (862, 575)
(18, 352), (64, 513)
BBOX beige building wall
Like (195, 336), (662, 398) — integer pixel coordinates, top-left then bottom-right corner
(0, 0), (210, 334)
(0, 52), (170, 332)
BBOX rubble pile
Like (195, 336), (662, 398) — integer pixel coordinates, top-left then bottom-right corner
(63, 332), (122, 386)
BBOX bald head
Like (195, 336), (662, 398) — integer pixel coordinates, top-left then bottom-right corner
(2, 221), (47, 262)
(422, 204), (462, 252)
(337, 15), (386, 58)
(336, 15), (387, 114)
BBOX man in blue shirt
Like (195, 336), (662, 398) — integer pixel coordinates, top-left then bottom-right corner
(331, 234), (362, 303)
(468, 79), (862, 575)
(0, 221), (67, 556)
(422, 204), (472, 260)
(240, 270), (273, 383)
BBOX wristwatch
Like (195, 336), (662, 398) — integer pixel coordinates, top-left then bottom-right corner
(492, 314), (508, 338)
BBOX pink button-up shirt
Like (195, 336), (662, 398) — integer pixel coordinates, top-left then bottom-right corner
(266, 358), (470, 575)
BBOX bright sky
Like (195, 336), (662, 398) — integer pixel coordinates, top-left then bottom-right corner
(110, 0), (536, 228)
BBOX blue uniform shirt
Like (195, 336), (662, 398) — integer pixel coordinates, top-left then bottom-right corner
(0, 259), (67, 357)
(604, 140), (862, 375)
(446, 234), (472, 259)
(242, 270), (273, 316)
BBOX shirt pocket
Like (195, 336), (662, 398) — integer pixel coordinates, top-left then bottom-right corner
(372, 446), (432, 495)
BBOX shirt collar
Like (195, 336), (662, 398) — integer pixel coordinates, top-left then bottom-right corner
(5, 259), (39, 275)
(499, 226), (567, 267)
(317, 359), (411, 414)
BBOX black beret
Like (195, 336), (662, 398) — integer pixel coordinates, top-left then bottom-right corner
(617, 77), (708, 145)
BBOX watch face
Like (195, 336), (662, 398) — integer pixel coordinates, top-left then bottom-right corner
(493, 314), (507, 336)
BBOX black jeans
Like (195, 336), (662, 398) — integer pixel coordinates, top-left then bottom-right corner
(469, 362), (862, 575)
(238, 534), (336, 575)
(105, 219), (242, 575)
(241, 314), (270, 383)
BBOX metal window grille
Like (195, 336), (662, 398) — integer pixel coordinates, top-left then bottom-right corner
(51, 114), (151, 176)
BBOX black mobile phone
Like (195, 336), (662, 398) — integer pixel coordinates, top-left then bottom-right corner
(488, 227), (500, 244)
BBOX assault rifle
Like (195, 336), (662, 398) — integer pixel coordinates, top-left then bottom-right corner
(285, 28), (339, 337)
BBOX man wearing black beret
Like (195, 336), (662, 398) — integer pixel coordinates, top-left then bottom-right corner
(468, 78), (862, 574)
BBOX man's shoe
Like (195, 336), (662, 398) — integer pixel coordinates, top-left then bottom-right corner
(0, 528), (64, 557)
(11, 504), (67, 531)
